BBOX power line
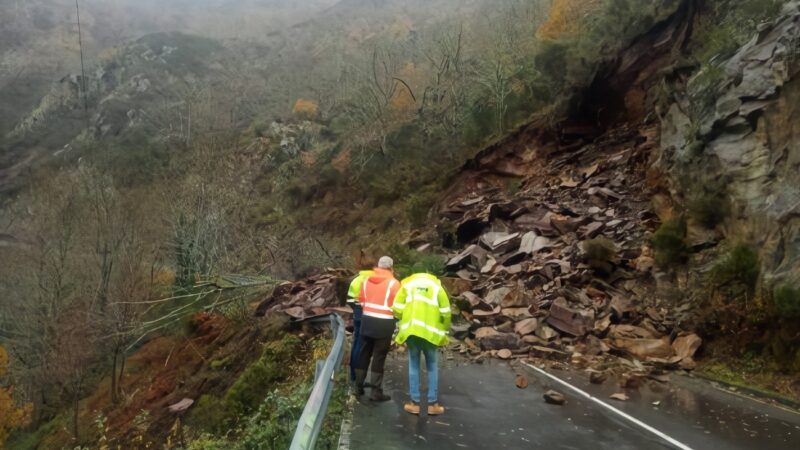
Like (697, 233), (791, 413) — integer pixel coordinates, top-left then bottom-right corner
(75, 0), (89, 127)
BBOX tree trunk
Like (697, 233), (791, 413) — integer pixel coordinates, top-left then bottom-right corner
(72, 383), (81, 441)
(111, 346), (119, 404)
(118, 351), (127, 398)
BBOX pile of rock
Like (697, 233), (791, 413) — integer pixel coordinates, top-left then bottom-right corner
(438, 123), (701, 375)
(254, 270), (350, 319)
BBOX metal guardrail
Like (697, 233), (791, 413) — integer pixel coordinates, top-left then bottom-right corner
(290, 314), (346, 450)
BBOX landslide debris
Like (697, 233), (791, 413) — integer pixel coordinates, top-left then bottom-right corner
(422, 120), (701, 382)
(254, 269), (351, 320)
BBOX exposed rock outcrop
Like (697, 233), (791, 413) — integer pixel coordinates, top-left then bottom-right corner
(659, 1), (800, 285)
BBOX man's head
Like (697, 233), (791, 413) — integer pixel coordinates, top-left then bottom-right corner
(377, 256), (394, 270)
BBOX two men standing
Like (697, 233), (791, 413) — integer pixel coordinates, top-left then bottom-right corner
(348, 256), (451, 415)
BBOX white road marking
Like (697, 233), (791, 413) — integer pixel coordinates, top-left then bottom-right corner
(522, 362), (696, 450)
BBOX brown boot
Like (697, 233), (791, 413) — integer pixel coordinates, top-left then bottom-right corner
(427, 403), (445, 415)
(403, 401), (420, 415)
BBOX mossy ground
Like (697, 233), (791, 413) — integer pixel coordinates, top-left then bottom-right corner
(697, 355), (800, 406)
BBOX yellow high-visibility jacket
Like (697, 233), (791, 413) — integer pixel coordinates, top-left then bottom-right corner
(392, 273), (451, 347)
(347, 270), (374, 304)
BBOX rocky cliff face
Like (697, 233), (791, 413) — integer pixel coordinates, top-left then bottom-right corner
(659, 1), (800, 287)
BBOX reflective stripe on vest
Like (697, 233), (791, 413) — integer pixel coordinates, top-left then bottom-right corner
(362, 279), (396, 320)
(399, 318), (447, 336)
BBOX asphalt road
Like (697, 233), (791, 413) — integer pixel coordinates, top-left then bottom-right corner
(346, 352), (800, 449)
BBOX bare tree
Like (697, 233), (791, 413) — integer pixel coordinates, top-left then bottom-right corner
(77, 166), (126, 310)
(101, 225), (152, 404)
(51, 306), (98, 442)
(339, 44), (412, 160)
(420, 24), (468, 138)
(473, 59), (513, 135)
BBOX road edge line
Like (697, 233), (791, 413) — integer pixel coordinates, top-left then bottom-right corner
(522, 362), (695, 450)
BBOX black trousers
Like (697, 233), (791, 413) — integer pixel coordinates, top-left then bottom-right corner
(355, 335), (391, 380)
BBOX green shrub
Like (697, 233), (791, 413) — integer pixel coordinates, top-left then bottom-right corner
(186, 434), (228, 450)
(688, 64), (725, 117)
(772, 284), (800, 319)
(462, 102), (497, 147)
(687, 188), (729, 229)
(690, 0), (784, 66)
(388, 244), (446, 279)
(407, 190), (438, 227)
(534, 40), (570, 93)
(236, 386), (310, 450)
(284, 180), (313, 207)
(234, 371), (347, 450)
(710, 243), (760, 293)
(209, 356), (231, 371)
(223, 335), (301, 418)
(652, 219), (688, 267)
(188, 395), (226, 434)
(581, 237), (617, 275)
(505, 178), (523, 195)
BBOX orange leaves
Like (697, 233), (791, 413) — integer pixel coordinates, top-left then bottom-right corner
(537, 0), (604, 40)
(389, 62), (418, 117)
(389, 88), (416, 115)
(292, 98), (320, 120)
(0, 346), (7, 377)
(0, 345), (33, 446)
(331, 148), (352, 173)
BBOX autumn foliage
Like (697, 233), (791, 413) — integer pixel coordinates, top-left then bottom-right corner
(537, 0), (604, 40)
(0, 345), (33, 446)
(292, 98), (320, 119)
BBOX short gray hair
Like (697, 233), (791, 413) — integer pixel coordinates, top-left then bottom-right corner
(377, 256), (394, 269)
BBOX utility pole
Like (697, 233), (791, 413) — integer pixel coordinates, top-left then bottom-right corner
(76, 0), (89, 127)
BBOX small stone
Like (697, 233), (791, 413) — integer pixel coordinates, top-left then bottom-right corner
(543, 390), (566, 405)
(589, 371), (608, 385)
(609, 392), (629, 401)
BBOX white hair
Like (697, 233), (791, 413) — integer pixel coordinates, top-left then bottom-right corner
(378, 256), (394, 269)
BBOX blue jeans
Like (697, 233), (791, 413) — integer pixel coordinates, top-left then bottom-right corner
(349, 305), (363, 382)
(407, 335), (439, 403)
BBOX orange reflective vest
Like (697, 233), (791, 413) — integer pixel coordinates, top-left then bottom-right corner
(359, 268), (400, 320)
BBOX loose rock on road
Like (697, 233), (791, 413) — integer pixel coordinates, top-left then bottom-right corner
(346, 353), (800, 450)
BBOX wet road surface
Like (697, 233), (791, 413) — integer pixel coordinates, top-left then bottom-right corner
(347, 352), (800, 449)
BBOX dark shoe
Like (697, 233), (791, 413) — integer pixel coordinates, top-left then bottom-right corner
(403, 401), (420, 415)
(370, 390), (391, 402)
(349, 384), (365, 397)
(427, 403), (445, 415)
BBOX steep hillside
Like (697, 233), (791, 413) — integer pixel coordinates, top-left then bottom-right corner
(3, 1), (800, 449)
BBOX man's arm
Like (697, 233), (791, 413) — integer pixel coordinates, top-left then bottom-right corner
(347, 277), (362, 311)
(392, 285), (407, 318)
(438, 284), (451, 332)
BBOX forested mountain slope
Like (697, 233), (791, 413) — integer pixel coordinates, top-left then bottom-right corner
(1, 0), (799, 448)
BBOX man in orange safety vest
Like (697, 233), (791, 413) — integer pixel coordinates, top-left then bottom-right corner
(353, 256), (399, 401)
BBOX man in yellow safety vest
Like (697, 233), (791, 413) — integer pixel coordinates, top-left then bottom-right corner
(392, 272), (451, 415)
